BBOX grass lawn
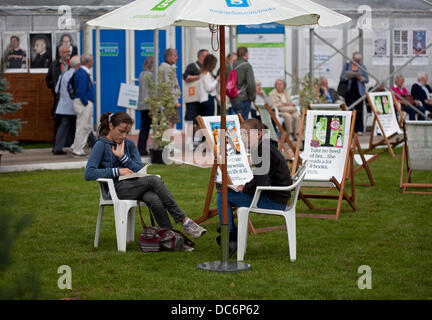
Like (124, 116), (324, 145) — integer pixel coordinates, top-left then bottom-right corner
(0, 147), (431, 300)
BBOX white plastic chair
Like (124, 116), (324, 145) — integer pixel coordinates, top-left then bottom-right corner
(237, 162), (309, 262)
(95, 178), (146, 252)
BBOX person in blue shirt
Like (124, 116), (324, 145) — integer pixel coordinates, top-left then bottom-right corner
(84, 111), (207, 239)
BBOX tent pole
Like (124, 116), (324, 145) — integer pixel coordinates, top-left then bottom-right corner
(197, 25), (250, 273)
(95, 26), (101, 127)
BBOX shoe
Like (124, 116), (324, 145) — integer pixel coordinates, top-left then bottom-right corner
(182, 219), (207, 239)
(72, 152), (88, 158)
(183, 244), (195, 252)
(52, 150), (67, 155)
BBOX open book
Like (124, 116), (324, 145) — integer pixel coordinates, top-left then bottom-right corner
(118, 162), (152, 181)
(215, 174), (241, 192)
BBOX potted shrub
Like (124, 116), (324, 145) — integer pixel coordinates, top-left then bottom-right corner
(145, 68), (179, 164)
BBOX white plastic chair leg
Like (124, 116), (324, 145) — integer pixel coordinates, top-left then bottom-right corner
(236, 207), (250, 261)
(127, 208), (136, 243)
(114, 204), (129, 252)
(284, 211), (296, 262)
(94, 205), (104, 248)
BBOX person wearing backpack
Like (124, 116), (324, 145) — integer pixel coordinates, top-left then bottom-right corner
(84, 111), (207, 240)
(71, 53), (97, 157)
(225, 47), (256, 120)
(52, 55), (81, 155)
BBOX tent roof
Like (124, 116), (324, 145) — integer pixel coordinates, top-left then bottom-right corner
(1, 0), (432, 17)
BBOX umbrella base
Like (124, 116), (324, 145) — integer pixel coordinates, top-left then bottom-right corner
(197, 261), (251, 273)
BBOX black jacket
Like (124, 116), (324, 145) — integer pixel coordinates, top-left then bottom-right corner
(411, 83), (432, 108)
(242, 139), (292, 204)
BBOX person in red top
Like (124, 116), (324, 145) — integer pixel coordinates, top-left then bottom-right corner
(392, 74), (425, 120)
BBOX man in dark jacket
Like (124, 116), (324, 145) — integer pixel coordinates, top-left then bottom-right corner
(46, 45), (71, 143)
(411, 72), (432, 114)
(225, 47), (256, 120)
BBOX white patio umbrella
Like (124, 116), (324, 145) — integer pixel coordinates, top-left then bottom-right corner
(87, 0), (350, 272)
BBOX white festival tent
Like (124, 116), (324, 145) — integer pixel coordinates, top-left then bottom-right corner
(87, 0), (350, 272)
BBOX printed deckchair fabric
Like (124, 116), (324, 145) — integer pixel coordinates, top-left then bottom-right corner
(256, 105), (279, 141)
(400, 121), (432, 194)
(366, 91), (405, 157)
(309, 103), (377, 186)
(292, 109), (358, 219)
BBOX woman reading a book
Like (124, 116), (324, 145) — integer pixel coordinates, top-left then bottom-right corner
(84, 112), (206, 239)
(216, 118), (293, 256)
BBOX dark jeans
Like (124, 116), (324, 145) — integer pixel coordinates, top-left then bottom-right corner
(217, 190), (286, 232)
(230, 100), (251, 120)
(202, 95), (215, 116)
(185, 102), (202, 124)
(115, 175), (186, 229)
(138, 110), (151, 155)
(53, 114), (76, 152)
(403, 104), (426, 121)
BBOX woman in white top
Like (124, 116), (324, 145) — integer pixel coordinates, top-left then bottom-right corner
(199, 54), (219, 116)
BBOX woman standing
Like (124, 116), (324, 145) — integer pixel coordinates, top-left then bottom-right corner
(340, 52), (369, 134)
(137, 56), (154, 156)
(199, 54), (219, 116)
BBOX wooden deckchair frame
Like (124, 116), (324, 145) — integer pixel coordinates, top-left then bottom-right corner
(308, 103), (377, 186)
(400, 121), (432, 194)
(366, 92), (405, 157)
(262, 103), (297, 157)
(291, 109), (358, 219)
(194, 115), (286, 234)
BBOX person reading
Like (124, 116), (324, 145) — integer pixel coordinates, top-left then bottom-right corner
(84, 111), (207, 239)
(216, 118), (293, 257)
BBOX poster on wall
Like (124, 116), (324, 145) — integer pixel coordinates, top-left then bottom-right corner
(368, 91), (402, 137)
(29, 33), (53, 73)
(372, 29), (389, 65)
(302, 110), (352, 183)
(237, 33), (285, 89)
(202, 115), (253, 187)
(2, 32), (28, 73)
(54, 31), (80, 60)
(413, 30), (427, 55)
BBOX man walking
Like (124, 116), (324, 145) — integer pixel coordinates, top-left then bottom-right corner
(52, 56), (81, 155)
(71, 53), (96, 157)
(46, 45), (71, 145)
(225, 47), (256, 120)
(159, 48), (181, 128)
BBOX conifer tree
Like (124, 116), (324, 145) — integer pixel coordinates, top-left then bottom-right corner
(0, 73), (22, 154)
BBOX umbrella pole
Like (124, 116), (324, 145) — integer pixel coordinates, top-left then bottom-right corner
(197, 26), (250, 273)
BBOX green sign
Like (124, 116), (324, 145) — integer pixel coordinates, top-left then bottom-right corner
(141, 43), (154, 56)
(100, 42), (119, 57)
(151, 0), (177, 11)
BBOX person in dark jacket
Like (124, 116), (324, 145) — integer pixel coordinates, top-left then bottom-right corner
(46, 45), (71, 145)
(411, 72), (432, 115)
(216, 118), (293, 256)
(225, 47), (256, 120)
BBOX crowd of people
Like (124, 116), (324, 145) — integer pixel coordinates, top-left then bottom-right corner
(41, 43), (431, 255)
(46, 46), (96, 157)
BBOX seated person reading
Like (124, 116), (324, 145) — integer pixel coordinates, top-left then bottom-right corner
(84, 111), (207, 239)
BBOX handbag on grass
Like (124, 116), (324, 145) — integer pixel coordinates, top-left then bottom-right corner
(137, 202), (195, 252)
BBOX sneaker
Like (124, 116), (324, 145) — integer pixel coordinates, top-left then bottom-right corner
(183, 244), (195, 252)
(182, 219), (207, 239)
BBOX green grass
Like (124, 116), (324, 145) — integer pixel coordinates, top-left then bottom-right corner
(0, 148), (431, 300)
